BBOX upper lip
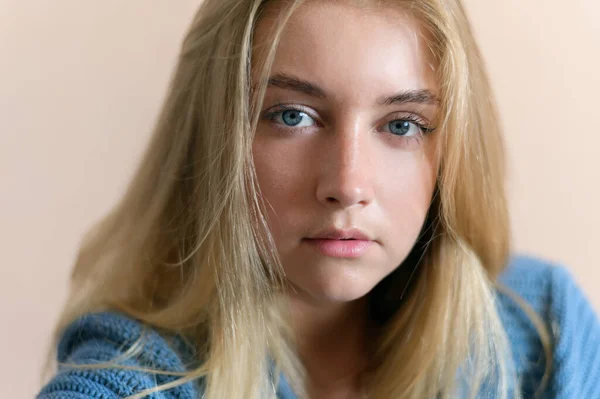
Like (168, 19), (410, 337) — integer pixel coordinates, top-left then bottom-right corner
(307, 227), (373, 241)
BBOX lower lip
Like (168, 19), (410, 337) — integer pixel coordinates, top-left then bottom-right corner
(303, 239), (374, 258)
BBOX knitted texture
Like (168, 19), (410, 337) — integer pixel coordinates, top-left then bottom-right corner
(37, 256), (600, 398)
(37, 313), (200, 399)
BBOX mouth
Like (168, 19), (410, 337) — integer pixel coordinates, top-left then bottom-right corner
(307, 227), (373, 241)
(304, 227), (375, 258)
(303, 238), (373, 258)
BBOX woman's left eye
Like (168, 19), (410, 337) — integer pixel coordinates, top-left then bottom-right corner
(384, 120), (423, 137)
(271, 109), (316, 128)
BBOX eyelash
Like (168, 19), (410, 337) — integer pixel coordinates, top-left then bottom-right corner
(389, 112), (435, 135)
(262, 104), (435, 139)
(262, 104), (318, 126)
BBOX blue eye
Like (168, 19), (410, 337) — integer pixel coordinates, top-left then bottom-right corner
(273, 109), (316, 127)
(387, 120), (421, 137)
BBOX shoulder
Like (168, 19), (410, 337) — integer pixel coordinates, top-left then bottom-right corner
(496, 254), (600, 398)
(37, 311), (201, 399)
(498, 254), (597, 328)
(499, 254), (573, 296)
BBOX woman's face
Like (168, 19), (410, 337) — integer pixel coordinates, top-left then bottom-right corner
(253, 1), (439, 304)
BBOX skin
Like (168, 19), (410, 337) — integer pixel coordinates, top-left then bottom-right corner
(252, 1), (440, 397)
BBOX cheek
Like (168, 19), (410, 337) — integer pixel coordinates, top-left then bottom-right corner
(377, 148), (437, 243)
(252, 137), (308, 238)
(253, 128), (312, 185)
(379, 136), (437, 198)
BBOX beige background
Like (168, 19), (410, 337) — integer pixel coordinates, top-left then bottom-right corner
(1, 1), (598, 398)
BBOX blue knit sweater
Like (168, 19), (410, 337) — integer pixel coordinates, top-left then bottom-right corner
(37, 256), (600, 398)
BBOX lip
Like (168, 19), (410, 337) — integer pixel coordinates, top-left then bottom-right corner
(304, 239), (373, 258)
(304, 227), (375, 258)
(308, 227), (373, 241)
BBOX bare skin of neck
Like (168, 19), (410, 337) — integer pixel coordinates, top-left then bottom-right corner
(290, 293), (371, 399)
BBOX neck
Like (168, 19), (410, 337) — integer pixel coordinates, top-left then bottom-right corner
(289, 293), (371, 396)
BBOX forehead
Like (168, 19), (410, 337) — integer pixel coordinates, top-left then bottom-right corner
(254, 0), (438, 101)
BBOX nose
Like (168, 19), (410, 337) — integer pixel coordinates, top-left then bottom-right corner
(315, 124), (375, 209)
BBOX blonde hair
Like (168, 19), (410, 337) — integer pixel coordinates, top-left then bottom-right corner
(46, 0), (550, 398)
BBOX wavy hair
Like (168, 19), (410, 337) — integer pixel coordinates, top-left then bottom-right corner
(46, 0), (550, 398)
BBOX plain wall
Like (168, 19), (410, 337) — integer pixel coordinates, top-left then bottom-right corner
(1, 1), (598, 398)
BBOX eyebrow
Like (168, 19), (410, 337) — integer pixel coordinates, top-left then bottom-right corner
(267, 73), (439, 106)
(380, 89), (439, 106)
(268, 73), (327, 98)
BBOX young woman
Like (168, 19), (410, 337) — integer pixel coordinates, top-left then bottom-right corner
(37, 0), (600, 398)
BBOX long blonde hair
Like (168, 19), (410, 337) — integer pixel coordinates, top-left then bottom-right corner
(47, 0), (546, 398)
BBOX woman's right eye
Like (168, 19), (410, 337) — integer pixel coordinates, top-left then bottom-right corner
(268, 108), (316, 128)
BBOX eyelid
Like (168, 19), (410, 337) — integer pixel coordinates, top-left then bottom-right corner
(384, 111), (436, 133)
(387, 110), (429, 125)
(261, 105), (436, 132)
(263, 103), (320, 121)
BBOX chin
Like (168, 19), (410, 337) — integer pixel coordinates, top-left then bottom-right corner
(292, 271), (382, 304)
